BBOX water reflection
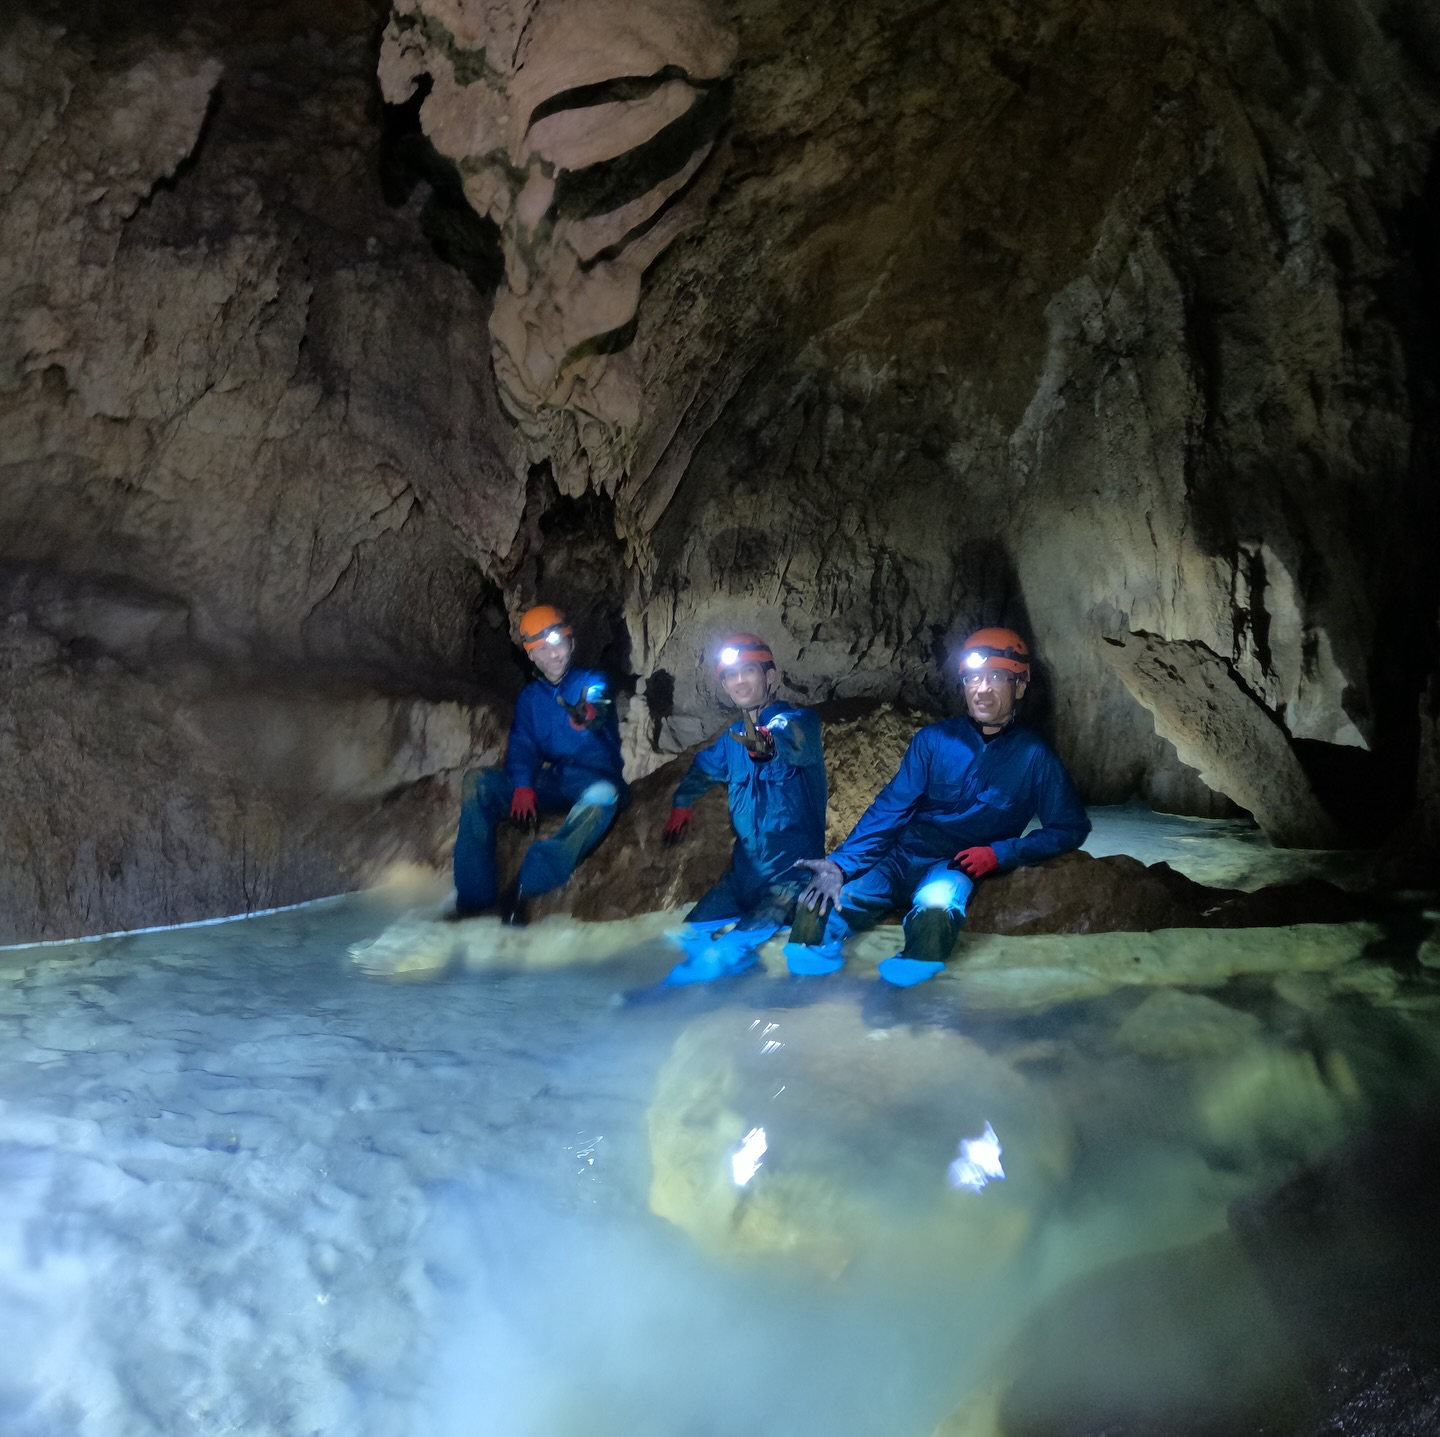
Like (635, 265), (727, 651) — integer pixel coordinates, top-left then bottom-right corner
(0, 819), (1437, 1436)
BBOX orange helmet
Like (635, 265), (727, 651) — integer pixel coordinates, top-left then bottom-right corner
(959, 627), (1031, 678)
(715, 633), (775, 676)
(519, 604), (573, 652)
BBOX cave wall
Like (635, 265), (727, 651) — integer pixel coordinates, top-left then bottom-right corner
(380, 0), (1440, 839)
(619, 0), (1440, 829)
(0, 1), (532, 939)
(2, 0), (1438, 937)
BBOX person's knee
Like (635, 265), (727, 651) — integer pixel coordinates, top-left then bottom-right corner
(913, 873), (968, 911)
(577, 780), (619, 808)
(464, 767), (511, 808)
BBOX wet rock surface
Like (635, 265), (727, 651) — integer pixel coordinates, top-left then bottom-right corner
(0, 622), (507, 943)
(647, 1002), (1071, 1277)
(966, 849), (1373, 937)
(987, 1233), (1311, 1437)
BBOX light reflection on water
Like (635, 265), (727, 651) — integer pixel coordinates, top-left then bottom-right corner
(0, 835), (1437, 1435)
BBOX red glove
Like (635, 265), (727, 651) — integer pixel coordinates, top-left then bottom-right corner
(951, 845), (999, 879)
(566, 701), (598, 730)
(510, 786), (538, 824)
(663, 806), (693, 846)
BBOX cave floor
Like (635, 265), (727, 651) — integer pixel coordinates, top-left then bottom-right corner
(1, 810), (1437, 1437)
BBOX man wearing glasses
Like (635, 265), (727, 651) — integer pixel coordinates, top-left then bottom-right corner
(792, 627), (1090, 987)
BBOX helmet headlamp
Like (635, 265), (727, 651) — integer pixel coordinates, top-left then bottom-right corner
(714, 634), (776, 677)
(519, 604), (572, 653)
(957, 627), (1032, 680)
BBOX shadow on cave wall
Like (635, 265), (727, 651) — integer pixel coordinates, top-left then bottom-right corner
(491, 464), (637, 695)
(378, 73), (506, 296)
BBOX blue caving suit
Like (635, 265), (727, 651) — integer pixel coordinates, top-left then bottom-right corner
(664, 702), (827, 981)
(453, 668), (627, 912)
(818, 716), (1090, 974)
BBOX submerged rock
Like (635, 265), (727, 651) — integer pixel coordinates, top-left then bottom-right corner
(1196, 1048), (1363, 1167)
(1231, 1112), (1440, 1437)
(1114, 990), (1262, 1061)
(974, 1233), (1309, 1437)
(647, 1003), (1071, 1277)
(942, 924), (1383, 1015)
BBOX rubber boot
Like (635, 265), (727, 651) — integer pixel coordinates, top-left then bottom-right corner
(878, 905), (962, 986)
(785, 937), (845, 976)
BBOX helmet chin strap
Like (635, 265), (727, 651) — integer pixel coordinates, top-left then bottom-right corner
(535, 656), (572, 685)
(971, 710), (1017, 734)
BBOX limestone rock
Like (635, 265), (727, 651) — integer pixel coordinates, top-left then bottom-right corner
(380, 0), (737, 495)
(1114, 989), (1262, 1060)
(968, 849), (1369, 936)
(0, 5), (523, 938)
(1378, 672), (1440, 889)
(991, 1234), (1308, 1437)
(948, 923), (1382, 1014)
(1097, 631), (1338, 847)
(1420, 923), (1440, 971)
(1197, 1047), (1362, 1164)
(0, 621), (505, 943)
(647, 1002), (1071, 1276)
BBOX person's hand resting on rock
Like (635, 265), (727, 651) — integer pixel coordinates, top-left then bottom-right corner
(793, 857), (844, 913)
(951, 845), (999, 879)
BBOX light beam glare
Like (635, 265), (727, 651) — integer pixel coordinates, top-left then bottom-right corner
(948, 1121), (1004, 1192)
(731, 1127), (767, 1186)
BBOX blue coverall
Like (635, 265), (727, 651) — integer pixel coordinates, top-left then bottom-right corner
(671, 702), (827, 929)
(823, 717), (1090, 961)
(453, 667), (627, 912)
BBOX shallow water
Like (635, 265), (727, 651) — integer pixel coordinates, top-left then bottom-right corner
(1, 811), (1436, 1437)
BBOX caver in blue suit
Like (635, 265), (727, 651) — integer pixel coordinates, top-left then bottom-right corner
(673, 702), (827, 924)
(663, 702), (829, 981)
(817, 716), (1089, 966)
(453, 667), (627, 913)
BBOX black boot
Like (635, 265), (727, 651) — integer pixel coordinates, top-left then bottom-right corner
(499, 882), (530, 927)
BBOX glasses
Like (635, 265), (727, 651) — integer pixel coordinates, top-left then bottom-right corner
(961, 670), (1015, 689)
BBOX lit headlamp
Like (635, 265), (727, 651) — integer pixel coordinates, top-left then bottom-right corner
(715, 634), (776, 677)
(543, 628), (563, 646)
(959, 642), (1029, 679)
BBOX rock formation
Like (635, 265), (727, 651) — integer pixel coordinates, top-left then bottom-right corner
(1098, 631), (1338, 847)
(2, 0), (1438, 936)
(379, 0), (737, 496)
(382, 0), (1439, 826)
(647, 1003), (1072, 1277)
(515, 703), (1372, 932)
